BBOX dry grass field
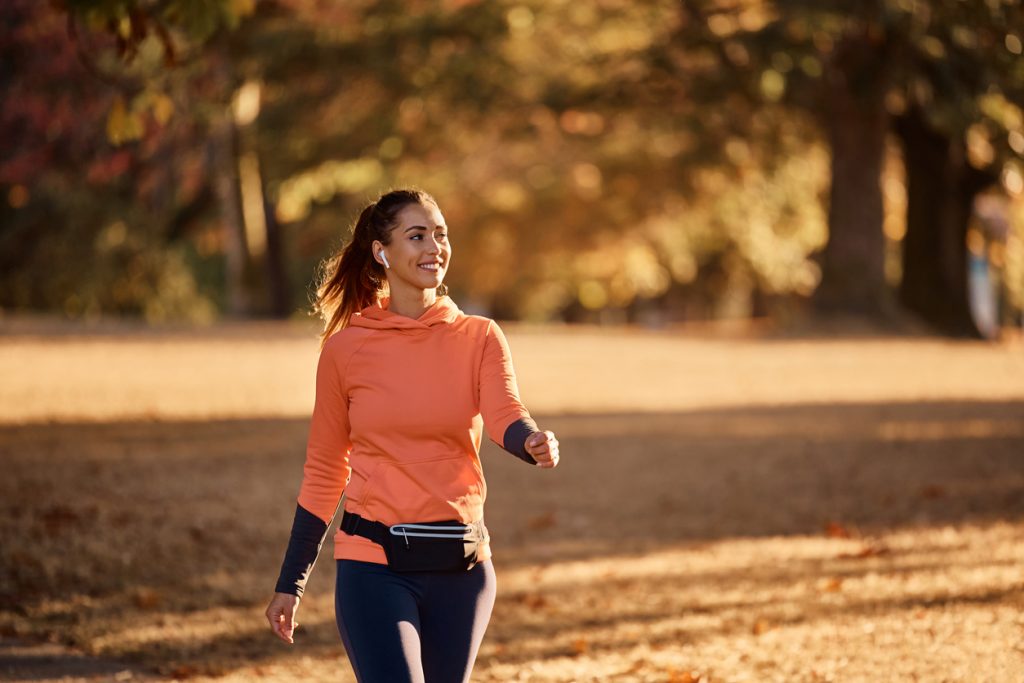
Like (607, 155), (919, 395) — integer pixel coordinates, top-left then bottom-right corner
(1, 315), (1023, 682)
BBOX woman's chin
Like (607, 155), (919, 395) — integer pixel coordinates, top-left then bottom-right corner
(419, 273), (444, 287)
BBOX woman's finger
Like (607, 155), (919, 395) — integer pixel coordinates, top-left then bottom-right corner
(266, 597), (298, 644)
(536, 451), (558, 467)
(275, 614), (292, 642)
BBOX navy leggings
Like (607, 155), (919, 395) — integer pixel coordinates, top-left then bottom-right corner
(334, 559), (497, 683)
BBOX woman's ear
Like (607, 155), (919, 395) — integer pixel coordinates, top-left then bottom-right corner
(370, 240), (387, 268)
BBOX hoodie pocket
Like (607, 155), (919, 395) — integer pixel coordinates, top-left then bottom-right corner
(344, 460), (382, 505)
(361, 454), (485, 523)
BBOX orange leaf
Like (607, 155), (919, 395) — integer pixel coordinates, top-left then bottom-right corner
(819, 577), (843, 592)
(824, 521), (852, 539)
(133, 588), (163, 610)
(527, 511), (557, 531)
(169, 664), (198, 679)
(514, 593), (548, 610)
(837, 543), (890, 559)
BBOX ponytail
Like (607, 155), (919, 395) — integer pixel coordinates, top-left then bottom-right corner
(311, 188), (441, 350)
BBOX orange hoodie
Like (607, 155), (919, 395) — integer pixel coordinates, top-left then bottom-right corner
(294, 294), (537, 568)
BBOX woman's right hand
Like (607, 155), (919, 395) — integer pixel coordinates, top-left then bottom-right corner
(265, 592), (301, 644)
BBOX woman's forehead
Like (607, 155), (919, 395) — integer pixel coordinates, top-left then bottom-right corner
(395, 202), (446, 229)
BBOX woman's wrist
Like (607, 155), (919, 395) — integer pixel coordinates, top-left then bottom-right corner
(502, 417), (540, 464)
(275, 503), (329, 597)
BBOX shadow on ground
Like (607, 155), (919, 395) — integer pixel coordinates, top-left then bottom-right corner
(1, 399), (1022, 678)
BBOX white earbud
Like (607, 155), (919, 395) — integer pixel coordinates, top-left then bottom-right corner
(379, 251), (390, 269)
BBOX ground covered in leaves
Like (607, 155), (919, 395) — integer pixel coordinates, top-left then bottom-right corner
(1, 316), (1023, 682)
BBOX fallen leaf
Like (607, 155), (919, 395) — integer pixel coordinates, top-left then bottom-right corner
(40, 505), (81, 536)
(169, 664), (198, 680)
(527, 512), (557, 531)
(838, 543), (890, 559)
(824, 521), (853, 539)
(819, 577), (844, 592)
(133, 588), (163, 610)
(752, 618), (771, 635)
(571, 638), (588, 655)
(514, 593), (548, 610)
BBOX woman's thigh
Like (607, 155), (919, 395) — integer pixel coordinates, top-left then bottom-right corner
(418, 560), (497, 683)
(335, 560), (425, 683)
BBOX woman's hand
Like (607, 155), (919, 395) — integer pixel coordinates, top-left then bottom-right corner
(525, 430), (560, 469)
(265, 592), (301, 644)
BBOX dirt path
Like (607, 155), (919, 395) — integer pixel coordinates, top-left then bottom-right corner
(1, 317), (1023, 682)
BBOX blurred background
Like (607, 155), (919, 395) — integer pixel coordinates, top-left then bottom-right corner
(3, 2), (1024, 682)
(2, 0), (1023, 336)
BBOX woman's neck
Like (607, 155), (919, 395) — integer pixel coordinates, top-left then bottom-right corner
(385, 286), (438, 319)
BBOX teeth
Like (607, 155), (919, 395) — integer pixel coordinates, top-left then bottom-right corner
(419, 264), (439, 270)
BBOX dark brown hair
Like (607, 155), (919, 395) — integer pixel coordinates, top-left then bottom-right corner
(311, 188), (447, 349)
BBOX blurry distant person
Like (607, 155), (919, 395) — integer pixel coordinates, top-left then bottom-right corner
(265, 188), (560, 683)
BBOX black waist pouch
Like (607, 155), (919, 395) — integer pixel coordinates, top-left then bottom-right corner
(341, 510), (487, 572)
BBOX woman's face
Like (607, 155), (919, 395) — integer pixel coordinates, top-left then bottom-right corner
(375, 201), (451, 294)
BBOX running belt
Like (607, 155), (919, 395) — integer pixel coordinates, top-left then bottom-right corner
(340, 510), (486, 545)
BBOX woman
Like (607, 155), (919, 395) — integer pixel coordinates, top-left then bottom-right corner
(265, 188), (560, 683)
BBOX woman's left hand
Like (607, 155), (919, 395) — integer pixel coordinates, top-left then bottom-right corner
(525, 430), (560, 469)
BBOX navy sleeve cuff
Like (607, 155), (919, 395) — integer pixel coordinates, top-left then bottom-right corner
(502, 417), (540, 465)
(274, 503), (330, 597)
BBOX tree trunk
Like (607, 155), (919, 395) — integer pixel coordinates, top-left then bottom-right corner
(894, 104), (992, 338)
(263, 190), (291, 318)
(209, 48), (252, 318)
(211, 110), (251, 317)
(813, 32), (892, 318)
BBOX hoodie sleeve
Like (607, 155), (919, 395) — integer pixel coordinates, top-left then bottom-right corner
(479, 319), (539, 464)
(297, 338), (353, 519)
(275, 338), (353, 596)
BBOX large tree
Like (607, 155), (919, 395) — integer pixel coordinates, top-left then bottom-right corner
(667, 0), (1024, 334)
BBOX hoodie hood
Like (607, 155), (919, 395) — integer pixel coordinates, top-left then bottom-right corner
(349, 294), (462, 331)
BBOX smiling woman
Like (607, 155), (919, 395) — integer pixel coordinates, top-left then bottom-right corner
(264, 188), (561, 683)
(308, 189), (449, 347)
(368, 199), (452, 319)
